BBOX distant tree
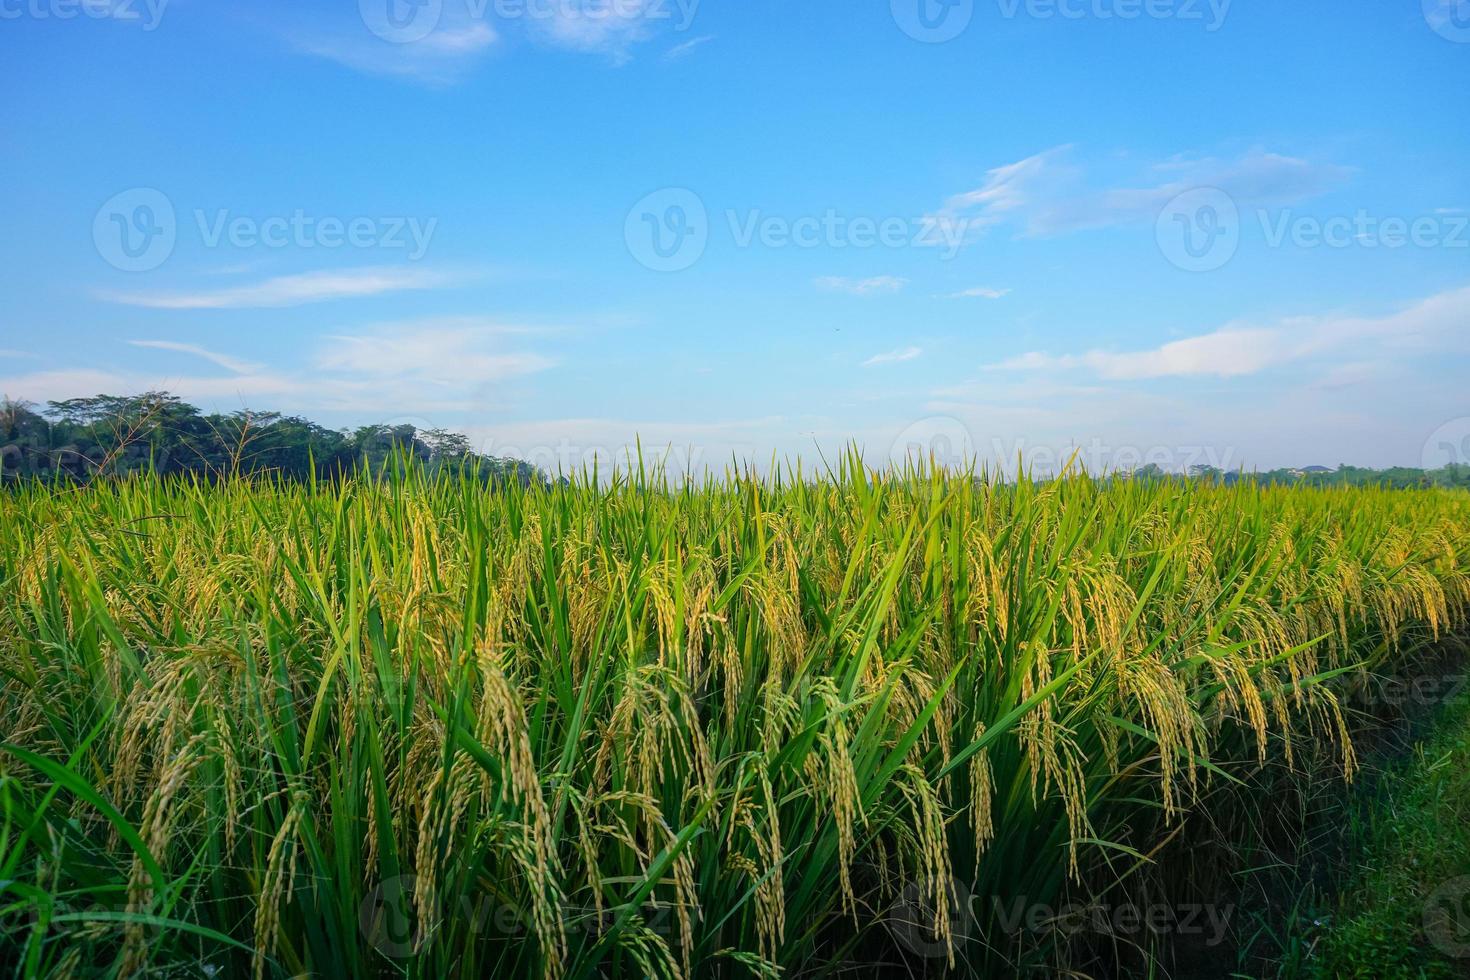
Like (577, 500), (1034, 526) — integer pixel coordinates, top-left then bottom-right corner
(0, 391), (548, 488)
(421, 428), (472, 460)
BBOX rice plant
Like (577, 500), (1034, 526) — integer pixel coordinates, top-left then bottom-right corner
(1, 455), (1466, 977)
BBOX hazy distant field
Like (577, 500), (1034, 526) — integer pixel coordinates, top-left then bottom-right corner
(2, 462), (1467, 977)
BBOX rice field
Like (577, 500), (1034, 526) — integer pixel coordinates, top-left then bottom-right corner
(1, 458), (1468, 977)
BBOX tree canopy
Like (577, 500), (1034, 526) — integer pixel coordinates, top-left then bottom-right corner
(4, 391), (1468, 491)
(0, 392), (543, 486)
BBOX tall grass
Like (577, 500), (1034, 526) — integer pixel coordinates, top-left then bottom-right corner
(1, 455), (1467, 976)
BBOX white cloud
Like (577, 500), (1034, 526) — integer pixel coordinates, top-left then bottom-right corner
(987, 284), (1470, 380)
(1, 369), (140, 405)
(944, 287), (1011, 300)
(296, 24), (498, 83)
(664, 33), (714, 59)
(317, 321), (555, 386)
(1310, 361), (1386, 391)
(529, 0), (685, 64)
(815, 275), (908, 296)
(862, 346), (922, 367)
(284, 0), (500, 86)
(99, 266), (464, 310)
(924, 147), (1075, 245)
(1, 318), (555, 417)
(285, 2), (694, 83)
(1041, 149), (1348, 234)
(991, 328), (1282, 379)
(927, 145), (1349, 243)
(461, 414), (789, 476)
(128, 340), (263, 374)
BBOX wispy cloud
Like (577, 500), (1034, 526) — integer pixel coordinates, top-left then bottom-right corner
(128, 340), (264, 374)
(2, 369), (159, 405)
(987, 285), (1470, 381)
(298, 26), (498, 83)
(862, 346), (923, 367)
(815, 275), (908, 296)
(1310, 361), (1386, 391)
(927, 145), (1350, 243)
(461, 413), (787, 475)
(664, 33), (714, 59)
(283, 1), (695, 82)
(1, 318), (557, 416)
(990, 331), (1282, 379)
(99, 266), (465, 310)
(284, 1), (499, 86)
(944, 287), (1011, 300)
(923, 147), (1074, 245)
(0, 367), (311, 409)
(317, 321), (555, 386)
(529, 0), (694, 64)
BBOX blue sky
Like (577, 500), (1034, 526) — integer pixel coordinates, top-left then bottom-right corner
(1, 0), (1468, 475)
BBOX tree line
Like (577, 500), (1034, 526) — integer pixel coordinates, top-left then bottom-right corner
(1181, 463), (1470, 490)
(3, 391), (1468, 490)
(0, 392), (543, 486)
